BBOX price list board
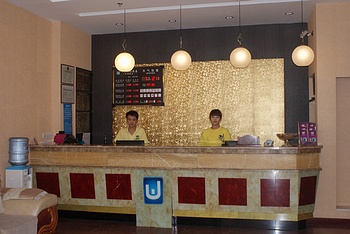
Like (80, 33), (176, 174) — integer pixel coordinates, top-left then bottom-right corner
(113, 66), (164, 106)
(298, 122), (317, 146)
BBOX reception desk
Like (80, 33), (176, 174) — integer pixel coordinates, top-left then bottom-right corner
(29, 145), (322, 229)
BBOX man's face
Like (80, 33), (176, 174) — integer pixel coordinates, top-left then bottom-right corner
(127, 115), (138, 128)
(210, 115), (221, 126)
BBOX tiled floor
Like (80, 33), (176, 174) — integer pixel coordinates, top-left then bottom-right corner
(56, 214), (350, 234)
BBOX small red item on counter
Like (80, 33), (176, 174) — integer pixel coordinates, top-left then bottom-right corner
(54, 134), (66, 145)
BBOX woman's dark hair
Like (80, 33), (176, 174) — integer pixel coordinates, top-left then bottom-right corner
(209, 109), (222, 119)
(126, 110), (139, 119)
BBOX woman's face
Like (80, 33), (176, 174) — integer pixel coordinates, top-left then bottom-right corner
(210, 115), (221, 126)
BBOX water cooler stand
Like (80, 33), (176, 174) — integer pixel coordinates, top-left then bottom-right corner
(6, 165), (33, 188)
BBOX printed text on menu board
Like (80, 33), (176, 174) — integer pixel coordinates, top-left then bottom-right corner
(113, 66), (164, 106)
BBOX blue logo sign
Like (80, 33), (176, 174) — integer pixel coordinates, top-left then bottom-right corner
(143, 177), (163, 204)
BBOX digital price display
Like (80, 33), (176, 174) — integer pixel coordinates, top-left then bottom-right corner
(113, 66), (164, 106)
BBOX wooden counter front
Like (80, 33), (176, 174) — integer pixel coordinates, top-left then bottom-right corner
(29, 145), (322, 229)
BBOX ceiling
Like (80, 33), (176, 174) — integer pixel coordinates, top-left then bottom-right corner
(6, 0), (345, 35)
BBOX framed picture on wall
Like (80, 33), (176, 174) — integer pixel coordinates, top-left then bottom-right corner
(61, 64), (75, 84)
(309, 73), (315, 102)
(61, 84), (74, 104)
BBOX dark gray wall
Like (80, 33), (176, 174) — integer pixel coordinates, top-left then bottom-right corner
(92, 23), (309, 145)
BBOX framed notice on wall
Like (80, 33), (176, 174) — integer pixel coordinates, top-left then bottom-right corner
(61, 64), (74, 84)
(113, 66), (164, 106)
(61, 84), (74, 104)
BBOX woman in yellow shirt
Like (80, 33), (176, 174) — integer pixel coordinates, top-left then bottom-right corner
(199, 109), (231, 146)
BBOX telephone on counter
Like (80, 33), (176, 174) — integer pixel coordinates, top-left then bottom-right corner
(64, 134), (78, 144)
(264, 140), (274, 147)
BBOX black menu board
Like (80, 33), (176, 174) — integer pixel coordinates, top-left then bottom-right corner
(113, 66), (164, 106)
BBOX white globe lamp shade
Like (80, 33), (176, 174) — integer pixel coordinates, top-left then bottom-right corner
(171, 50), (192, 71)
(114, 52), (135, 72)
(230, 47), (251, 68)
(292, 45), (315, 66)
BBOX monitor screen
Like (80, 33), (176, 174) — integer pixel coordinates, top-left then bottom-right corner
(115, 140), (145, 146)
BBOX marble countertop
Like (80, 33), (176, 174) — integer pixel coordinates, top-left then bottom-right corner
(29, 144), (322, 155)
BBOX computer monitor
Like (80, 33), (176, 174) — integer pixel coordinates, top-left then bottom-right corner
(115, 140), (145, 146)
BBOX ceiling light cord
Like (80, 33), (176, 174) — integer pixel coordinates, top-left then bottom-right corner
(298, 0), (313, 43)
(179, 5), (183, 49)
(122, 38), (127, 51)
(237, 33), (243, 46)
(300, 0), (306, 43)
(301, 0), (304, 31)
(237, 1), (243, 46)
(179, 35), (183, 49)
(122, 9), (127, 51)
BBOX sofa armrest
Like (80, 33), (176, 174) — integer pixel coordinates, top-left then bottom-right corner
(3, 193), (57, 216)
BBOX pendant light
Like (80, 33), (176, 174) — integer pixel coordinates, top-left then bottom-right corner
(230, 1), (251, 68)
(171, 5), (192, 71)
(114, 7), (135, 72)
(292, 0), (314, 66)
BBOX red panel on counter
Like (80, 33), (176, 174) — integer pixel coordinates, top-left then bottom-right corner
(35, 172), (61, 197)
(178, 177), (205, 204)
(218, 178), (247, 206)
(70, 173), (95, 199)
(261, 179), (290, 207)
(299, 176), (317, 206)
(105, 174), (132, 200)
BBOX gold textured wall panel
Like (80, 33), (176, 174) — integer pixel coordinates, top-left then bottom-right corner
(113, 59), (284, 146)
